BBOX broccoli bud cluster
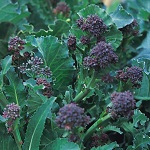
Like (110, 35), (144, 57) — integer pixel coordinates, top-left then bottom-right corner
(77, 15), (107, 37)
(55, 103), (90, 130)
(83, 41), (118, 69)
(8, 36), (30, 61)
(18, 56), (51, 78)
(36, 78), (52, 98)
(67, 35), (76, 50)
(2, 103), (20, 132)
(116, 66), (143, 87)
(80, 35), (90, 45)
(108, 91), (136, 119)
(53, 2), (70, 17)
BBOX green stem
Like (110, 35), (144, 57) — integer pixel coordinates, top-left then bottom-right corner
(13, 120), (22, 150)
(73, 70), (96, 102)
(83, 113), (111, 142)
(76, 45), (84, 54)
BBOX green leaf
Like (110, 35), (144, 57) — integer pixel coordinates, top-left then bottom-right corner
(0, 115), (6, 122)
(91, 142), (118, 150)
(0, 134), (18, 150)
(27, 35), (75, 92)
(48, 20), (70, 38)
(1, 55), (12, 75)
(102, 125), (123, 134)
(0, 0), (30, 23)
(136, 0), (150, 12)
(43, 138), (80, 150)
(23, 97), (56, 150)
(27, 89), (47, 114)
(132, 133), (150, 150)
(138, 31), (150, 49)
(133, 109), (149, 127)
(138, 9), (150, 21)
(110, 5), (133, 28)
(77, 4), (113, 26)
(104, 24), (123, 49)
(4, 68), (26, 106)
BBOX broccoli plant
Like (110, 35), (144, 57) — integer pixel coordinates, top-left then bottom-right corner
(0, 0), (150, 150)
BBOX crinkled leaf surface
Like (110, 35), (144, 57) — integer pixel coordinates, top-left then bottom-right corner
(43, 138), (80, 150)
(48, 19), (70, 38)
(4, 68), (26, 106)
(110, 5), (133, 28)
(23, 97), (56, 150)
(27, 35), (75, 92)
(91, 142), (118, 150)
(0, 0), (30, 23)
(0, 134), (17, 150)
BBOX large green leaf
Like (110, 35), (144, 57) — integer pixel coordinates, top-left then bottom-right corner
(23, 97), (56, 150)
(1, 55), (12, 75)
(48, 20), (70, 38)
(0, 0), (30, 23)
(110, 5), (133, 29)
(27, 35), (75, 92)
(43, 138), (80, 150)
(91, 142), (118, 150)
(4, 68), (26, 106)
(0, 134), (17, 150)
(77, 4), (113, 26)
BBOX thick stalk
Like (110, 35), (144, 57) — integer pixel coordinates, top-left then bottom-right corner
(83, 113), (111, 142)
(73, 70), (96, 102)
(134, 96), (150, 100)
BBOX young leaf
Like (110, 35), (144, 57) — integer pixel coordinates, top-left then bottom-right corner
(42, 138), (80, 150)
(110, 5), (133, 29)
(91, 142), (118, 150)
(27, 35), (75, 92)
(102, 125), (123, 134)
(1, 55), (12, 75)
(23, 97), (56, 150)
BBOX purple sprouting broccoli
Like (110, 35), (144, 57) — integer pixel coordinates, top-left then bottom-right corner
(101, 73), (114, 83)
(119, 20), (139, 36)
(53, 2), (70, 17)
(80, 35), (90, 45)
(36, 78), (52, 98)
(67, 35), (76, 50)
(76, 15), (107, 37)
(108, 91), (136, 119)
(116, 66), (143, 87)
(18, 56), (52, 78)
(55, 103), (91, 130)
(3, 103), (20, 132)
(8, 36), (25, 52)
(90, 133), (109, 148)
(83, 41), (118, 69)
